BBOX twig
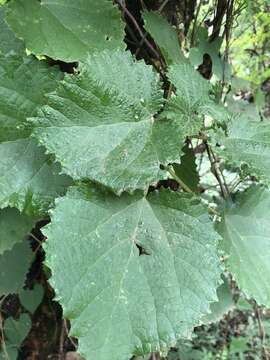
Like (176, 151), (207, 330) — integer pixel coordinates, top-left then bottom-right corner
(204, 142), (230, 199)
(164, 165), (193, 193)
(116, 0), (162, 61)
(158, 0), (169, 13)
(254, 304), (269, 360)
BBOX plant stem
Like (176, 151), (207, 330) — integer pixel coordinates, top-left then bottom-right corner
(204, 141), (231, 199)
(165, 165), (193, 193)
(254, 303), (269, 360)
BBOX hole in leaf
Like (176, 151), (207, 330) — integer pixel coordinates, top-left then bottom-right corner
(135, 243), (150, 256)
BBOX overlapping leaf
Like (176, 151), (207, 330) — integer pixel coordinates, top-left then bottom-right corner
(6, 0), (125, 62)
(143, 11), (186, 65)
(0, 207), (35, 254)
(44, 185), (221, 360)
(0, 241), (33, 295)
(217, 115), (270, 181)
(219, 186), (270, 306)
(32, 49), (183, 193)
(0, 54), (72, 215)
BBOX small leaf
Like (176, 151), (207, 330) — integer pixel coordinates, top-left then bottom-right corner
(0, 207), (35, 255)
(44, 185), (221, 360)
(32, 50), (183, 193)
(19, 284), (44, 314)
(218, 186), (270, 306)
(173, 145), (199, 192)
(6, 0), (125, 62)
(143, 11), (186, 65)
(0, 241), (33, 295)
(4, 314), (32, 347)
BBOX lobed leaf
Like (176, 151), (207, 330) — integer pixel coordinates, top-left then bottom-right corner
(32, 50), (183, 193)
(44, 185), (222, 360)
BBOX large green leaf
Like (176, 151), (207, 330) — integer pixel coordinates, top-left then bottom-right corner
(32, 50), (182, 193)
(0, 54), (72, 214)
(6, 0), (125, 62)
(44, 185), (221, 360)
(0, 241), (33, 295)
(0, 6), (24, 56)
(0, 207), (35, 254)
(143, 12), (185, 65)
(217, 115), (270, 182)
(219, 186), (270, 306)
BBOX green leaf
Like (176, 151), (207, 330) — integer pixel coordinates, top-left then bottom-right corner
(0, 207), (35, 255)
(218, 186), (270, 306)
(0, 54), (61, 142)
(19, 284), (44, 313)
(32, 50), (182, 193)
(173, 145), (199, 193)
(0, 6), (24, 56)
(4, 314), (32, 346)
(143, 11), (185, 65)
(161, 63), (212, 145)
(6, 0), (125, 62)
(0, 54), (72, 214)
(217, 115), (270, 182)
(201, 277), (234, 324)
(168, 62), (209, 109)
(44, 185), (221, 360)
(189, 28), (230, 80)
(0, 138), (72, 216)
(0, 241), (33, 295)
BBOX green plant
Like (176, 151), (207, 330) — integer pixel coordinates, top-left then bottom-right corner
(0, 1), (270, 360)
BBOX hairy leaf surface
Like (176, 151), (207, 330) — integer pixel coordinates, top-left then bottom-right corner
(0, 55), (71, 214)
(6, 0), (125, 62)
(32, 50), (183, 193)
(0, 207), (35, 254)
(44, 185), (221, 360)
(219, 186), (270, 306)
